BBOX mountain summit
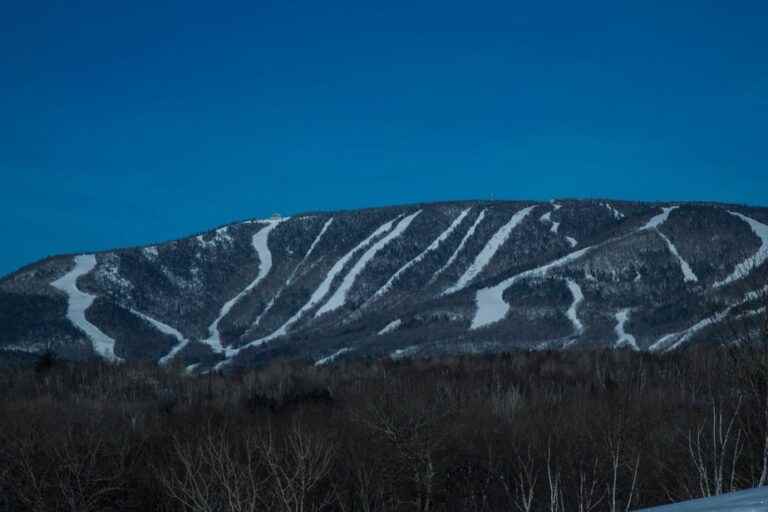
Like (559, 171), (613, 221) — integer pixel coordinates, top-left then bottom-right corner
(2, 200), (766, 370)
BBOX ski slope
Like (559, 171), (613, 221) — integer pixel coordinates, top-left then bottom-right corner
(429, 209), (486, 284)
(129, 309), (190, 366)
(203, 218), (285, 353)
(316, 211), (421, 316)
(640, 206), (698, 283)
(444, 206), (535, 295)
(614, 308), (638, 350)
(314, 347), (352, 366)
(378, 319), (402, 336)
(635, 486), (768, 511)
(641, 206), (678, 231)
(369, 209), (470, 303)
(471, 246), (594, 329)
(51, 255), (121, 362)
(714, 211), (768, 288)
(565, 279), (584, 335)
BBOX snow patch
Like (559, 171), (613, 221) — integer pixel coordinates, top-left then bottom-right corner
(378, 319), (402, 336)
(444, 206), (535, 295)
(429, 209), (487, 284)
(390, 345), (418, 360)
(603, 202), (625, 220)
(51, 255), (121, 362)
(316, 211), (422, 317)
(614, 308), (638, 350)
(714, 211), (768, 288)
(143, 246), (159, 259)
(315, 347), (353, 366)
(565, 236), (578, 247)
(635, 485), (768, 511)
(369, 209), (470, 303)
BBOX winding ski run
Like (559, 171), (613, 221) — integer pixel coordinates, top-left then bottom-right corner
(51, 254), (121, 362)
(614, 308), (638, 350)
(444, 206), (535, 295)
(714, 211), (768, 288)
(129, 309), (190, 366)
(202, 218), (286, 353)
(231, 212), (420, 356)
(640, 206), (698, 283)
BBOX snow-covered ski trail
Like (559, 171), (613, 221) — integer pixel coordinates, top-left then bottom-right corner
(367, 209), (470, 304)
(471, 246), (593, 329)
(603, 202), (625, 220)
(229, 215), (403, 355)
(316, 211), (422, 316)
(378, 319), (402, 336)
(714, 211), (768, 288)
(565, 236), (578, 247)
(443, 206), (536, 295)
(565, 279), (584, 335)
(315, 347), (353, 366)
(428, 209), (486, 284)
(251, 217), (335, 328)
(51, 255), (121, 362)
(540, 205), (561, 234)
(202, 218), (286, 353)
(613, 308), (638, 350)
(635, 485), (768, 512)
(128, 309), (191, 365)
(640, 206), (698, 283)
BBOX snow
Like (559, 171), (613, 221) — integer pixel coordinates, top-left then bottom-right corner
(614, 308), (639, 350)
(232, 216), (403, 354)
(429, 209), (487, 284)
(202, 219), (285, 353)
(128, 309), (190, 366)
(316, 211), (422, 316)
(640, 206), (678, 231)
(714, 211), (768, 288)
(51, 255), (121, 362)
(565, 279), (585, 335)
(315, 347), (353, 366)
(539, 209), (560, 234)
(471, 246), (594, 329)
(390, 345), (418, 360)
(143, 246), (159, 259)
(252, 217), (335, 328)
(566, 236), (578, 247)
(369, 209), (470, 303)
(378, 319), (402, 336)
(603, 202), (625, 220)
(444, 206), (535, 295)
(635, 486), (768, 511)
(656, 231), (699, 283)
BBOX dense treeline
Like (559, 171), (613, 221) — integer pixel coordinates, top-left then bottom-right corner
(1, 345), (767, 511)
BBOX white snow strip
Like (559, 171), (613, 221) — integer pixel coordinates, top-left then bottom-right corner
(565, 279), (584, 335)
(540, 210), (560, 234)
(614, 308), (638, 350)
(429, 209), (486, 284)
(635, 485), (768, 511)
(51, 255), (121, 362)
(369, 209), (470, 303)
(390, 345), (418, 360)
(566, 236), (578, 247)
(378, 319), (402, 336)
(603, 202), (625, 220)
(314, 347), (353, 366)
(232, 216), (403, 353)
(714, 211), (768, 288)
(128, 309), (190, 366)
(252, 217), (335, 329)
(444, 206), (536, 295)
(656, 230), (699, 283)
(640, 206), (678, 231)
(316, 211), (422, 317)
(471, 246), (594, 329)
(202, 219), (285, 353)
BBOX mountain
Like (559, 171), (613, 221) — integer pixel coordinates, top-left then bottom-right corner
(1, 199), (767, 371)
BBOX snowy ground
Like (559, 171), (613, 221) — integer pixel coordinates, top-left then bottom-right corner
(715, 211), (768, 288)
(635, 486), (768, 511)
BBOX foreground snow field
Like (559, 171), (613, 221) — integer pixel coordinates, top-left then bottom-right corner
(636, 487), (768, 511)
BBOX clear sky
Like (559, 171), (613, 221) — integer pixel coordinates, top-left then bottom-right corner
(1, 1), (767, 276)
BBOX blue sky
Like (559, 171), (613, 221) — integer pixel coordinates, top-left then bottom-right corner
(1, 1), (767, 276)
